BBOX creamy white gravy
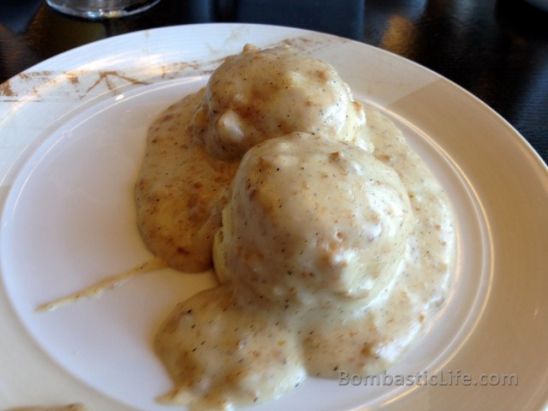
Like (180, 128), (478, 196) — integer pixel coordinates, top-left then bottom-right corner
(150, 97), (455, 409)
(135, 91), (239, 273)
(136, 46), (369, 273)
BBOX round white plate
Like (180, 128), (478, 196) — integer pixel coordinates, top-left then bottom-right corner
(0, 24), (546, 411)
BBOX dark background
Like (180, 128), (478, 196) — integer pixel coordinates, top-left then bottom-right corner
(0, 0), (547, 162)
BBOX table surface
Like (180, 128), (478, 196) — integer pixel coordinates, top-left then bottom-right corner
(0, 0), (547, 162)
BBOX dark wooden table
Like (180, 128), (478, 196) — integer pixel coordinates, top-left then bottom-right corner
(1, 0), (547, 162)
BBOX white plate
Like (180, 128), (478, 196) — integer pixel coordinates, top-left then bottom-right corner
(0, 24), (546, 411)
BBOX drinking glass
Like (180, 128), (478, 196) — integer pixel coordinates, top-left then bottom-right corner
(45, 0), (161, 19)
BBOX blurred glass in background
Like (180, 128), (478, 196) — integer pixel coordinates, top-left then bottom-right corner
(45, 0), (161, 19)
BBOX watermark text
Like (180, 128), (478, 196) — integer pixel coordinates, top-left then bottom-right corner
(339, 370), (518, 387)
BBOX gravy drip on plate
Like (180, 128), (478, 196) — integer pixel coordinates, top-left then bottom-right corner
(36, 258), (167, 312)
(6, 405), (87, 411)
